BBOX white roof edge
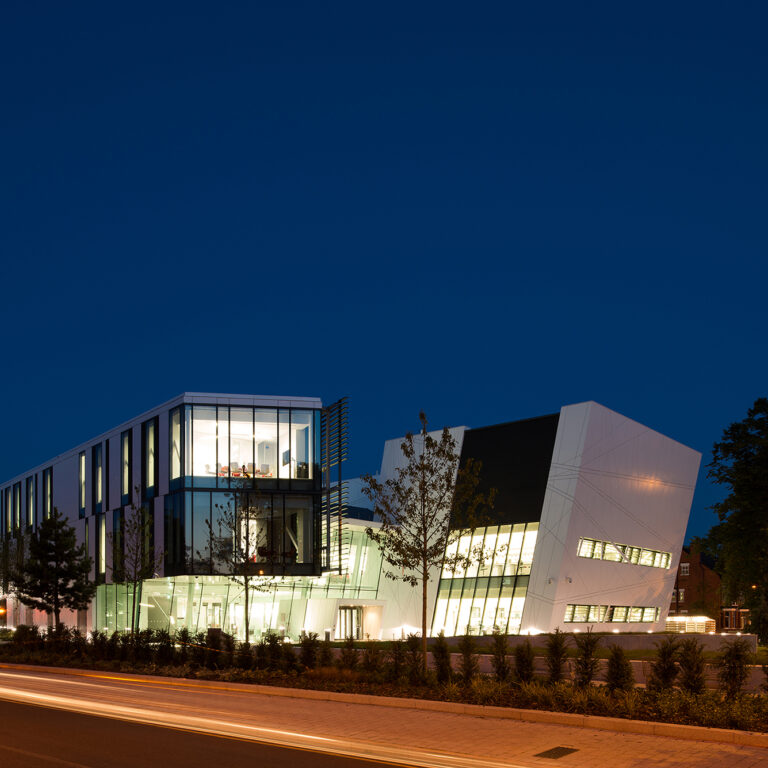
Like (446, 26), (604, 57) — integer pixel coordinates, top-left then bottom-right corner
(561, 400), (702, 457)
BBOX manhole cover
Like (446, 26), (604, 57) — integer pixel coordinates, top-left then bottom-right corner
(534, 746), (579, 759)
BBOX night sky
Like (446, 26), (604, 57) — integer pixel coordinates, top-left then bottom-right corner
(1, 3), (766, 540)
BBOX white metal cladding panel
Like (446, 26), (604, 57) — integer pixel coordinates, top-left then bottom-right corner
(53, 453), (80, 527)
(524, 402), (700, 634)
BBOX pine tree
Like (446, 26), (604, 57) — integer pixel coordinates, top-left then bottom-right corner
(12, 507), (95, 629)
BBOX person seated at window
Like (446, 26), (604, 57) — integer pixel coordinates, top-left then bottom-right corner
(241, 464), (250, 477)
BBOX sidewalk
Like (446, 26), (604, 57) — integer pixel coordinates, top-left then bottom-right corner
(1, 665), (767, 767)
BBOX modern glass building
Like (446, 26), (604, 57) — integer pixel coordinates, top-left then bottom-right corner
(0, 396), (701, 640)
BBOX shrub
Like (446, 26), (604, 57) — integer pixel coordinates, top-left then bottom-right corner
(514, 639), (535, 684)
(91, 630), (108, 661)
(545, 628), (569, 685)
(318, 638), (334, 668)
(647, 636), (678, 692)
(282, 643), (300, 673)
(678, 638), (706, 695)
(236, 641), (253, 670)
(299, 632), (320, 669)
(361, 643), (383, 676)
(386, 640), (406, 682)
(154, 629), (174, 666)
(573, 629), (601, 688)
(457, 633), (479, 685)
(605, 644), (634, 693)
(405, 634), (424, 684)
(175, 627), (191, 664)
(432, 632), (452, 684)
(717, 638), (753, 700)
(490, 630), (510, 682)
(13, 624), (41, 647)
(265, 632), (283, 670)
(338, 636), (358, 670)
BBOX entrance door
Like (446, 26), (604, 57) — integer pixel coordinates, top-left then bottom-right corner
(337, 606), (363, 640)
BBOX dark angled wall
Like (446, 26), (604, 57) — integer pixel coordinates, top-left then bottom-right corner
(454, 413), (560, 526)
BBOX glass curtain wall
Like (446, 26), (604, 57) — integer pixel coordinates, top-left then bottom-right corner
(186, 405), (318, 487)
(431, 522), (538, 636)
(95, 524), (382, 641)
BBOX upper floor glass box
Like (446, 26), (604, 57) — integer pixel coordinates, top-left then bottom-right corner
(179, 405), (321, 491)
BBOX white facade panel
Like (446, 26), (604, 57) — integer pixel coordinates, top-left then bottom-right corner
(523, 402), (700, 634)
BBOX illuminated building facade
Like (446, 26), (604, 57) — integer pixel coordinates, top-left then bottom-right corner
(0, 397), (700, 640)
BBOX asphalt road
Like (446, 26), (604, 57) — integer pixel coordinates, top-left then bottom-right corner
(0, 699), (375, 768)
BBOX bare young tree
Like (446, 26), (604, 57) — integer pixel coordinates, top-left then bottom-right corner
(208, 494), (277, 643)
(362, 412), (495, 673)
(109, 487), (164, 634)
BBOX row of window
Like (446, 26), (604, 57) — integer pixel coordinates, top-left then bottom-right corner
(577, 537), (672, 569)
(563, 604), (661, 623)
(441, 523), (538, 580)
(1, 468), (53, 538)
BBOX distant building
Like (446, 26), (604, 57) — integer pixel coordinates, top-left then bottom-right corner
(668, 547), (722, 627)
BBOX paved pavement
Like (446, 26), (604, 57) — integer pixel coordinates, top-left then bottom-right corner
(0, 666), (766, 767)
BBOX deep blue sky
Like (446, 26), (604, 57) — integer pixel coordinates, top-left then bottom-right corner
(1, 2), (766, 540)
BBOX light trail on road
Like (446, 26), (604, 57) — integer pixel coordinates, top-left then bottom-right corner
(0, 667), (532, 768)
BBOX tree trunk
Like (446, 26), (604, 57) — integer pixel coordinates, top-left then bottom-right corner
(244, 577), (250, 644)
(422, 561), (428, 676)
(131, 580), (138, 634)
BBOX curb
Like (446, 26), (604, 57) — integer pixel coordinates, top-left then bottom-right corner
(2, 662), (767, 749)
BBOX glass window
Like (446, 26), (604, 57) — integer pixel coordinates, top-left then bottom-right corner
(26, 477), (34, 528)
(43, 468), (53, 519)
(518, 524), (537, 574)
(92, 444), (103, 515)
(642, 606), (658, 622)
(603, 542), (623, 562)
(184, 406), (193, 479)
(121, 430), (132, 505)
(578, 538), (595, 558)
(290, 410), (313, 480)
(611, 606), (628, 622)
(278, 410), (290, 480)
(143, 418), (158, 498)
(504, 525), (525, 575)
(254, 408), (277, 478)
(478, 528), (497, 577)
(192, 406), (217, 486)
(217, 407), (230, 488)
(170, 407), (182, 486)
(680, 562), (689, 576)
(98, 515), (106, 576)
(78, 452), (86, 517)
(13, 483), (21, 531)
(4, 488), (10, 534)
(230, 408), (253, 482)
(285, 495), (313, 564)
(629, 607), (644, 622)
(492, 525), (511, 576)
(192, 492), (212, 573)
(639, 549), (654, 567)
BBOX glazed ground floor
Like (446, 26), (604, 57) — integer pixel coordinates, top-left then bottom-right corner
(93, 574), (385, 643)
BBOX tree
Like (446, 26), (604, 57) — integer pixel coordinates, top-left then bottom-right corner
(362, 412), (495, 674)
(12, 507), (95, 629)
(207, 494), (276, 642)
(706, 398), (768, 641)
(109, 487), (164, 634)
